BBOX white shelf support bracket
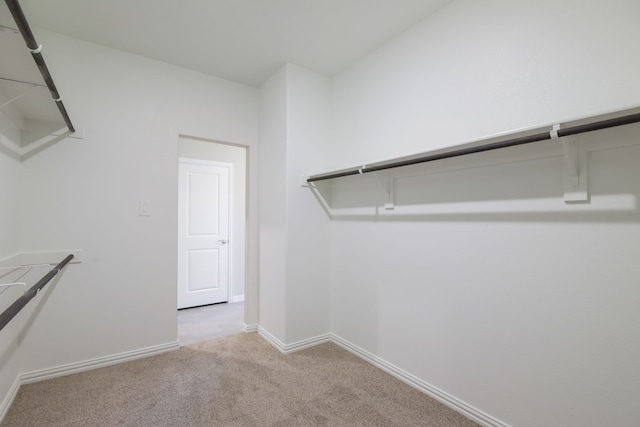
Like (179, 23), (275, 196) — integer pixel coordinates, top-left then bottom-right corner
(561, 135), (579, 186)
(374, 171), (395, 210)
(551, 124), (588, 203)
(303, 178), (333, 219)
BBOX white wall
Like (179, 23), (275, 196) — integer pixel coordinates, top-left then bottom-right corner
(284, 65), (331, 343)
(0, 101), (22, 260)
(258, 64), (331, 345)
(327, 1), (640, 426)
(178, 137), (247, 301)
(3, 1), (639, 425)
(258, 67), (288, 342)
(328, 0), (640, 172)
(0, 104), (24, 416)
(15, 29), (258, 373)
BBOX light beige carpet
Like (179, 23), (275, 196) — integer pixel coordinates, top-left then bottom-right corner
(2, 333), (479, 426)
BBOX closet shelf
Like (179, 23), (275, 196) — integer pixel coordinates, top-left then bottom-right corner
(0, 264), (46, 289)
(0, 254), (74, 332)
(3, 0), (75, 132)
(306, 107), (640, 184)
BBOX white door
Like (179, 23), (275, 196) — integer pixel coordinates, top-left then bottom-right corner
(177, 160), (231, 309)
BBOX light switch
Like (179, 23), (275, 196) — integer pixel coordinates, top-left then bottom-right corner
(139, 200), (151, 216)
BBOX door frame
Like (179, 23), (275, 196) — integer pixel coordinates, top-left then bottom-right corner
(178, 157), (234, 306)
(176, 135), (255, 330)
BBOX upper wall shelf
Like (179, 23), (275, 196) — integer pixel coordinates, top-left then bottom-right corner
(303, 106), (640, 209)
(0, 1), (81, 161)
(2, 0), (74, 132)
(306, 108), (640, 184)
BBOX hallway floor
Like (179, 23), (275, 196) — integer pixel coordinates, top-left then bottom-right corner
(177, 302), (244, 346)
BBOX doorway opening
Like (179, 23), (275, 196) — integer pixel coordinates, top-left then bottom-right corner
(177, 136), (248, 345)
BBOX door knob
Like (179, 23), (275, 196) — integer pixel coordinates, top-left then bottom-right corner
(218, 239), (228, 245)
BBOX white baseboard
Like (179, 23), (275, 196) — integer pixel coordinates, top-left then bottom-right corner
(243, 323), (258, 333)
(20, 341), (179, 385)
(330, 334), (509, 427)
(257, 326), (332, 354)
(231, 294), (245, 303)
(256, 326), (286, 351)
(0, 377), (21, 424)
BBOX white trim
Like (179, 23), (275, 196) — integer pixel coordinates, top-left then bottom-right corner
(178, 157), (233, 168)
(256, 326), (286, 351)
(243, 323), (258, 333)
(0, 377), (21, 424)
(329, 334), (509, 427)
(257, 326), (332, 354)
(231, 294), (244, 303)
(19, 341), (179, 384)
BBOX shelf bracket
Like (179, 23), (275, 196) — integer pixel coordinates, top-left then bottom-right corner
(374, 171), (395, 210)
(551, 124), (588, 203)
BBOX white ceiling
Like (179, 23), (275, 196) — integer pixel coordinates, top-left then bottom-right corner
(1, 0), (450, 125)
(11, 0), (451, 87)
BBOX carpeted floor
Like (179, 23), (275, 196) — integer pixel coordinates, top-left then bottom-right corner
(2, 333), (479, 426)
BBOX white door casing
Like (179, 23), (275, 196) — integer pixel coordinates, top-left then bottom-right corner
(177, 159), (231, 309)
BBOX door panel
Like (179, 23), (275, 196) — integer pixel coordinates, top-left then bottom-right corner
(188, 172), (220, 236)
(187, 249), (220, 291)
(178, 161), (230, 309)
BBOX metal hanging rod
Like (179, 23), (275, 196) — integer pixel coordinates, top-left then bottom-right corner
(4, 0), (75, 132)
(0, 254), (74, 332)
(307, 111), (640, 183)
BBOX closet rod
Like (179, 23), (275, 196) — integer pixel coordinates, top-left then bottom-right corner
(0, 254), (74, 332)
(307, 111), (640, 183)
(5, 0), (75, 132)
